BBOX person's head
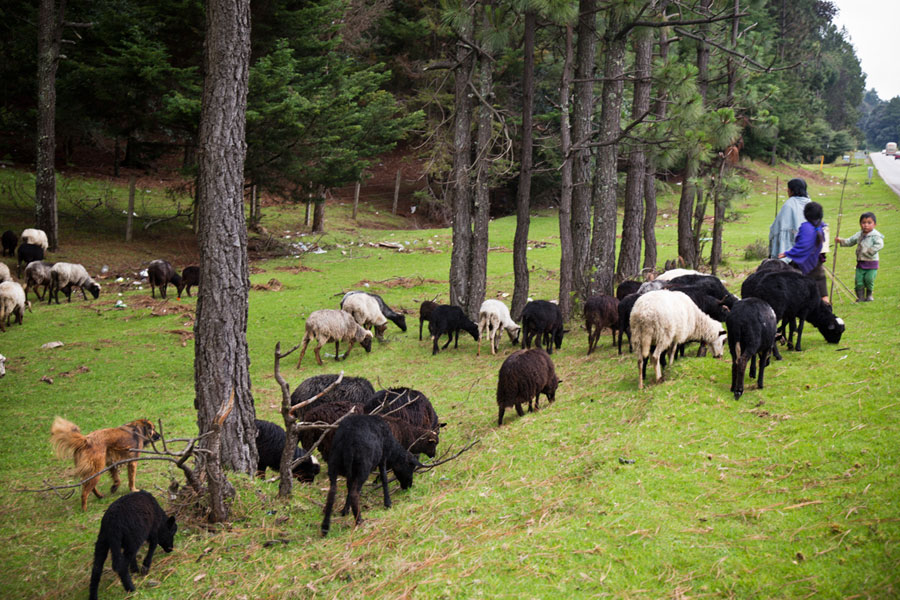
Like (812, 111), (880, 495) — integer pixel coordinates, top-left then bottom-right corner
(788, 178), (808, 198)
(803, 201), (823, 224)
(860, 212), (876, 234)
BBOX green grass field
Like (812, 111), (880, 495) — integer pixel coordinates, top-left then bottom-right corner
(0, 159), (897, 599)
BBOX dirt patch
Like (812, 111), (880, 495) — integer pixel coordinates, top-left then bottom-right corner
(251, 278), (283, 292)
(58, 366), (90, 378)
(167, 329), (194, 347)
(275, 265), (321, 274)
(351, 276), (446, 289)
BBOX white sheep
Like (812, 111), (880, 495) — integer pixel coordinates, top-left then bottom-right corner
(24, 261), (52, 300)
(0, 281), (32, 332)
(0, 353), (6, 377)
(630, 290), (727, 389)
(477, 299), (521, 355)
(49, 262), (100, 304)
(297, 309), (374, 367)
(656, 268), (702, 281)
(340, 293), (388, 341)
(20, 228), (49, 251)
(0, 262), (11, 283)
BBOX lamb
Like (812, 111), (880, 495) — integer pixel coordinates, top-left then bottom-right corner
(616, 280), (641, 301)
(0, 281), (32, 332)
(741, 269), (844, 353)
(254, 419), (320, 482)
(297, 400), (362, 462)
(1, 230), (16, 257)
(476, 299), (521, 355)
(20, 228), (49, 250)
(630, 290), (727, 389)
(16, 243), (44, 278)
(147, 259), (182, 300)
(520, 300), (564, 355)
(296, 309), (373, 367)
(496, 348), (559, 425)
(428, 304), (479, 355)
(320, 414), (419, 536)
(340, 292), (389, 341)
(418, 300), (438, 341)
(290, 374), (375, 416)
(656, 268), (701, 281)
(725, 298), (778, 400)
(24, 261), (53, 301)
(584, 294), (619, 354)
(341, 291), (407, 332)
(48, 262), (100, 304)
(0, 262), (10, 283)
(177, 266), (200, 298)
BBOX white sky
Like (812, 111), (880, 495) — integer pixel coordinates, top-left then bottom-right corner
(831, 0), (900, 100)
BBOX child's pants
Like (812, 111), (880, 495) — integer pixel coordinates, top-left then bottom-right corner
(855, 267), (877, 291)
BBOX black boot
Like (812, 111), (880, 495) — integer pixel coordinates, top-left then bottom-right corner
(855, 287), (865, 303)
(865, 289), (874, 302)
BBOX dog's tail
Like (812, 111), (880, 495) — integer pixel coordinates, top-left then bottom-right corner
(50, 416), (89, 461)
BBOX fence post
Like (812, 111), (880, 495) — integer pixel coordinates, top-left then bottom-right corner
(392, 169), (401, 215)
(353, 181), (360, 220)
(125, 176), (136, 242)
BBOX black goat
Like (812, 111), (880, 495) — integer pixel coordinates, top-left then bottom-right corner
(667, 274), (739, 308)
(726, 298), (779, 400)
(147, 259), (181, 299)
(177, 266), (199, 298)
(521, 300), (564, 355)
(342, 291), (407, 332)
(584, 294), (619, 354)
(496, 348), (559, 425)
(254, 419), (320, 482)
(16, 243), (44, 278)
(1, 230), (16, 257)
(428, 305), (479, 355)
(290, 374), (375, 416)
(616, 280), (641, 301)
(320, 415), (419, 536)
(418, 300), (437, 341)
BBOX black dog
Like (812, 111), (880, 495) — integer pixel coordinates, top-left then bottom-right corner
(89, 491), (177, 600)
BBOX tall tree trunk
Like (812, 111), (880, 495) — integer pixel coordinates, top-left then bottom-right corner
(571, 0), (597, 304)
(617, 29), (652, 283)
(692, 185), (707, 268)
(644, 23), (669, 273)
(36, 0), (64, 252)
(589, 15), (626, 297)
(710, 158), (728, 275)
(558, 24), (576, 320)
(677, 170), (698, 268)
(312, 193), (325, 233)
(511, 10), (536, 321)
(449, 8), (476, 311)
(696, 0), (712, 104)
(195, 0), (255, 523)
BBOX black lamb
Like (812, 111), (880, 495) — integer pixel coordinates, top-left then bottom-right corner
(16, 243), (44, 278)
(342, 291), (408, 332)
(88, 491), (177, 600)
(496, 348), (559, 426)
(320, 415), (419, 536)
(297, 400), (362, 462)
(741, 269), (844, 354)
(254, 419), (320, 482)
(147, 259), (181, 299)
(521, 300), (564, 354)
(616, 280), (641, 301)
(177, 265), (199, 297)
(726, 298), (779, 400)
(584, 294), (619, 354)
(428, 304), (479, 355)
(1, 230), (16, 257)
(290, 374), (375, 416)
(418, 300), (437, 341)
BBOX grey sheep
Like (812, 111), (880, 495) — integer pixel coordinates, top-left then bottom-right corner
(296, 309), (374, 367)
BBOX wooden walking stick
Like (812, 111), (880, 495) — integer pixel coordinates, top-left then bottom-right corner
(829, 161), (853, 303)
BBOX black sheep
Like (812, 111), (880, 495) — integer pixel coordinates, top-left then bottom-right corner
(320, 415), (419, 536)
(381, 414), (440, 458)
(147, 259), (181, 299)
(290, 374), (375, 416)
(616, 280), (641, 301)
(177, 266), (199, 298)
(496, 348), (559, 426)
(16, 243), (44, 278)
(666, 274), (739, 308)
(418, 300), (437, 341)
(342, 291), (407, 332)
(741, 270), (844, 353)
(363, 388), (440, 431)
(756, 258), (796, 273)
(297, 400), (362, 462)
(726, 298), (779, 400)
(88, 491), (177, 600)
(584, 294), (619, 354)
(428, 305), (479, 355)
(1, 230), (16, 257)
(616, 292), (639, 354)
(254, 419), (320, 482)
(521, 300), (564, 355)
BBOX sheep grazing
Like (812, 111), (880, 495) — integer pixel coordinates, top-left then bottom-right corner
(584, 294), (619, 354)
(297, 309), (373, 367)
(1, 230), (16, 257)
(496, 348), (559, 426)
(630, 290), (727, 389)
(254, 419), (320, 482)
(177, 266), (199, 298)
(20, 228), (49, 251)
(290, 373), (375, 416)
(320, 414), (419, 536)
(16, 243), (44, 278)
(521, 300), (565, 355)
(297, 400), (361, 462)
(477, 299), (521, 355)
(0, 262), (11, 284)
(616, 280), (641, 301)
(428, 305), (479, 355)
(0, 281), (32, 332)
(726, 298), (778, 400)
(756, 258), (795, 273)
(418, 300), (437, 341)
(0, 354), (6, 377)
(666, 274), (739, 309)
(147, 259), (182, 300)
(340, 292), (389, 341)
(342, 291), (407, 332)
(656, 268), (701, 281)
(48, 262), (100, 304)
(363, 388), (441, 432)
(741, 270), (844, 353)
(616, 292), (640, 354)
(24, 261), (53, 301)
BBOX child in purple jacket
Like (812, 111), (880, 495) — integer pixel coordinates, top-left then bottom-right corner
(779, 201), (828, 301)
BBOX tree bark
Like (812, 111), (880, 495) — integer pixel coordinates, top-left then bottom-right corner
(312, 196), (325, 232)
(195, 0), (255, 522)
(644, 22), (669, 273)
(557, 24), (576, 320)
(511, 10), (536, 322)
(571, 0), (597, 304)
(36, 0), (64, 252)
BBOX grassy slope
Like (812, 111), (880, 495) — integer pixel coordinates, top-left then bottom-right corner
(0, 160), (897, 599)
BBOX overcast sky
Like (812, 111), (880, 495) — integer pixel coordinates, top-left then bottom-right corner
(831, 0), (900, 100)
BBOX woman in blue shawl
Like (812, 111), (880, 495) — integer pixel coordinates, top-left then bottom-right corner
(769, 178), (810, 258)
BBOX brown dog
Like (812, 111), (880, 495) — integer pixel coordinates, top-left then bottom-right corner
(50, 417), (160, 511)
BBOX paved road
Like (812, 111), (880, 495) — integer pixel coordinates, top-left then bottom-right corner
(870, 151), (900, 198)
